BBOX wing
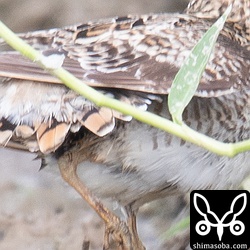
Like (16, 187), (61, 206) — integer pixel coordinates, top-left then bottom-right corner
(0, 13), (249, 154)
(1, 13), (249, 95)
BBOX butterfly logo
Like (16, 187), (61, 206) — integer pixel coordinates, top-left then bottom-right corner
(193, 193), (247, 241)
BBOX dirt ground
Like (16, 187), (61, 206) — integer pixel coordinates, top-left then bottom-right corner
(0, 148), (190, 250)
(0, 1), (191, 249)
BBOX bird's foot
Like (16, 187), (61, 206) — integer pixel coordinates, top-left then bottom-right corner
(103, 220), (132, 250)
(58, 152), (145, 249)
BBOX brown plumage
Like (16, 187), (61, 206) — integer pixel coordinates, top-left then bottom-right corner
(0, 0), (250, 249)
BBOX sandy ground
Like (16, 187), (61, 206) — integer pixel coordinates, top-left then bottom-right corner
(0, 148), (190, 250)
(0, 1), (191, 249)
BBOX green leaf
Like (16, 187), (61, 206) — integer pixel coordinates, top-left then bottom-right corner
(3, 9), (250, 157)
(168, 5), (232, 124)
(161, 216), (190, 240)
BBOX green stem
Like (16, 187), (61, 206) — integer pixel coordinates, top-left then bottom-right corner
(0, 20), (250, 157)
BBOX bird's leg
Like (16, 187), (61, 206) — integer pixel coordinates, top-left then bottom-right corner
(125, 206), (146, 250)
(58, 152), (133, 250)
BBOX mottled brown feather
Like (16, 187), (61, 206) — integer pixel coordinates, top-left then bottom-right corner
(0, 5), (250, 154)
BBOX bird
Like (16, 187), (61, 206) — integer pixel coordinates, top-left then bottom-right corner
(0, 0), (250, 249)
(186, 0), (250, 49)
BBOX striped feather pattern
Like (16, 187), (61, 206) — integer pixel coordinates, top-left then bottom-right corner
(0, 1), (249, 198)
